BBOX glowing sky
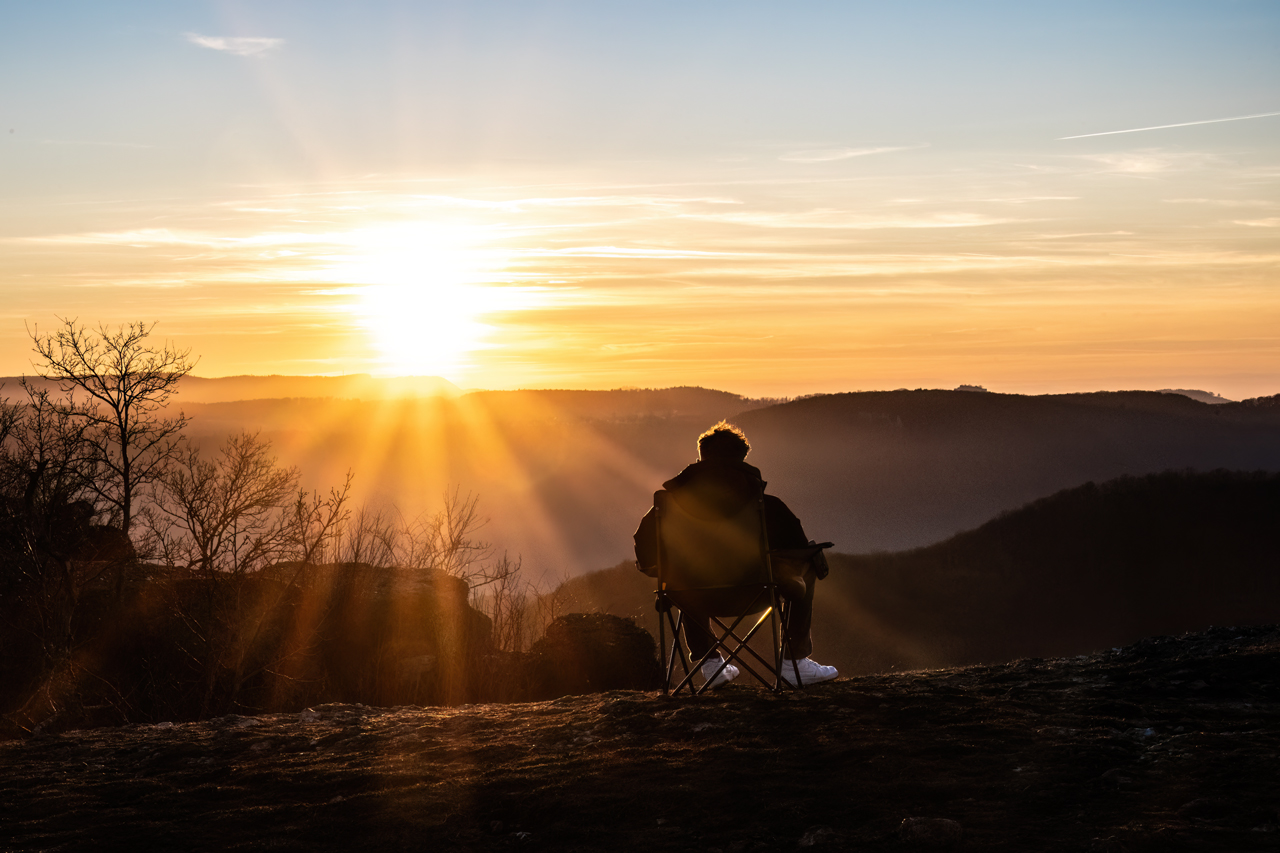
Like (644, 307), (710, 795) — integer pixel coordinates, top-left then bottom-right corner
(2, 1), (1278, 397)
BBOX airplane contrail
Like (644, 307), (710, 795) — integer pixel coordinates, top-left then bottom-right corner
(1059, 110), (1280, 140)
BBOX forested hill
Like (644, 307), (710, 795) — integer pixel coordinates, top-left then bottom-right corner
(737, 389), (1280, 554)
(818, 468), (1280, 673)
(552, 470), (1280, 679)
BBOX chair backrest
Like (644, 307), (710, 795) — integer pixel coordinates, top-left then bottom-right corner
(655, 487), (774, 616)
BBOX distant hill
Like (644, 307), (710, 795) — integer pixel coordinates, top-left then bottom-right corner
(0, 374), (462, 404)
(167, 387), (1280, 578)
(1158, 388), (1234, 404)
(462, 386), (768, 422)
(176, 374), (462, 403)
(550, 470), (1280, 677)
(737, 389), (1280, 554)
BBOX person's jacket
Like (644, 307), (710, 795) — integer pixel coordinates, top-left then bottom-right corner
(633, 459), (809, 576)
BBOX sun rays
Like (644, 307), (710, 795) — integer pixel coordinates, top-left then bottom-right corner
(10, 162), (1280, 397)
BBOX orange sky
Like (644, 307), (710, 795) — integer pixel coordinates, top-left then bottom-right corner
(3, 2), (1278, 399)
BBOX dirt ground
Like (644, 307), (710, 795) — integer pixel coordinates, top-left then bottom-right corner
(2, 624), (1278, 852)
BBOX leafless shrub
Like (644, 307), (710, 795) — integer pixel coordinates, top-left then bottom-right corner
(333, 504), (398, 568)
(148, 432), (299, 579)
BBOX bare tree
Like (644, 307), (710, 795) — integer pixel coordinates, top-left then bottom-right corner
(474, 554), (533, 653)
(284, 472), (354, 568)
(393, 489), (503, 588)
(148, 432), (299, 579)
(29, 319), (195, 537)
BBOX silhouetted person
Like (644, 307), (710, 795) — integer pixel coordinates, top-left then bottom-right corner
(634, 422), (837, 687)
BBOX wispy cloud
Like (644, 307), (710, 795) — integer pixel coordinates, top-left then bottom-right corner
(185, 33), (283, 57)
(38, 139), (152, 149)
(779, 145), (925, 163)
(1060, 110), (1280, 140)
(1165, 198), (1275, 208)
(1079, 150), (1209, 175)
(685, 209), (1018, 230)
(16, 228), (333, 248)
(404, 193), (742, 212)
(1234, 218), (1280, 228)
(524, 246), (737, 259)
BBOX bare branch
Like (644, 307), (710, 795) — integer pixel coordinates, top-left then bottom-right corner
(28, 318), (196, 537)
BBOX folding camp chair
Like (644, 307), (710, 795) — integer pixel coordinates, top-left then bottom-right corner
(652, 486), (831, 695)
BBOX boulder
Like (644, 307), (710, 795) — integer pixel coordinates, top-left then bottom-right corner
(528, 613), (662, 698)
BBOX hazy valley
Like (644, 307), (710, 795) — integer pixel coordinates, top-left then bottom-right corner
(150, 382), (1280, 582)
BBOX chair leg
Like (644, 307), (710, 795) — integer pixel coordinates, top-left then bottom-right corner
(659, 597), (667, 695)
(779, 599), (804, 689)
(665, 610), (691, 693)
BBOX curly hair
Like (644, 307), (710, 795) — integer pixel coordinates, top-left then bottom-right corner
(697, 421), (750, 462)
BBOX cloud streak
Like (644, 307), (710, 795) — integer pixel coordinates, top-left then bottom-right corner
(185, 33), (283, 56)
(1059, 111), (1280, 140)
(779, 145), (925, 163)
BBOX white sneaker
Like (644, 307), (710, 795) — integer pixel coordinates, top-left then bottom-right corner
(780, 657), (838, 686)
(700, 657), (740, 688)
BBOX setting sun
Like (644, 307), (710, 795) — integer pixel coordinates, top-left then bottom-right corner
(346, 238), (495, 377)
(322, 223), (532, 379)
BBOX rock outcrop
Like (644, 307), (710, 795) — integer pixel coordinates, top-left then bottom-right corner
(527, 613), (663, 698)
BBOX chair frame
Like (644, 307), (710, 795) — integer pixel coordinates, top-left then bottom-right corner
(652, 488), (807, 695)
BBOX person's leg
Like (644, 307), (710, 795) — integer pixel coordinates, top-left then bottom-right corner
(775, 563), (837, 684)
(781, 566), (817, 660)
(682, 613), (716, 660)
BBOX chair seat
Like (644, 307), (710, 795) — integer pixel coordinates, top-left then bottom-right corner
(664, 584), (776, 619)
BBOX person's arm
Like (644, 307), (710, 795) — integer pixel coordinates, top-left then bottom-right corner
(633, 505), (659, 577)
(763, 494), (808, 549)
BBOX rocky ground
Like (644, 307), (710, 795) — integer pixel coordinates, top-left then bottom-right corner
(2, 624), (1278, 852)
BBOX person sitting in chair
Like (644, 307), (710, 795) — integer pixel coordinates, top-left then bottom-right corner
(634, 421), (838, 688)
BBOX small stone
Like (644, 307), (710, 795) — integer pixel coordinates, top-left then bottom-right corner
(899, 817), (962, 847)
(1098, 768), (1133, 787)
(798, 825), (836, 846)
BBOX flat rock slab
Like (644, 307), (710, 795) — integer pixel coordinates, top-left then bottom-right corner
(3, 625), (1279, 851)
